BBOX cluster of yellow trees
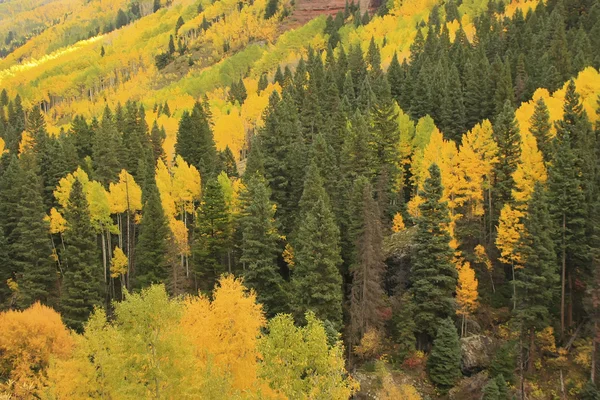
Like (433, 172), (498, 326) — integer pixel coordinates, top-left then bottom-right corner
(0, 276), (358, 399)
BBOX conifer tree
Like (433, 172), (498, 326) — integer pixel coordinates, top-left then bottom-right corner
(239, 174), (287, 317)
(192, 178), (230, 291)
(348, 178), (387, 346)
(150, 120), (166, 163)
(493, 101), (521, 220)
(134, 184), (170, 290)
(153, 0), (160, 12)
(387, 52), (404, 104)
(92, 107), (122, 186)
(10, 167), (56, 309)
(548, 91), (588, 338)
(291, 162), (343, 329)
(175, 101), (217, 178)
(168, 35), (175, 55)
(427, 318), (462, 391)
(482, 379), (500, 400)
(530, 97), (552, 163)
(410, 164), (456, 343)
(514, 183), (558, 370)
(61, 180), (103, 332)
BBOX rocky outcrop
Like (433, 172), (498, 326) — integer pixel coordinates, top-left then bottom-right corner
(461, 335), (495, 374)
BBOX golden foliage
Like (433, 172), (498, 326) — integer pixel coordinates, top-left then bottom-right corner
(456, 261), (479, 317)
(45, 207), (66, 234)
(181, 275), (266, 392)
(108, 169), (142, 215)
(0, 303), (73, 398)
(354, 328), (384, 360)
(496, 204), (524, 267)
(392, 212), (406, 232)
(110, 246), (128, 278)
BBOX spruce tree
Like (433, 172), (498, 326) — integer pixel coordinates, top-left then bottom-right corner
(348, 177), (387, 346)
(493, 100), (521, 220)
(427, 318), (462, 391)
(291, 162), (343, 329)
(514, 183), (558, 370)
(92, 107), (122, 186)
(10, 167), (56, 309)
(530, 97), (552, 163)
(61, 180), (103, 332)
(134, 184), (170, 290)
(387, 52), (404, 104)
(175, 101), (217, 178)
(410, 164), (456, 342)
(150, 120), (166, 163)
(482, 379), (500, 400)
(192, 178), (231, 291)
(239, 174), (287, 317)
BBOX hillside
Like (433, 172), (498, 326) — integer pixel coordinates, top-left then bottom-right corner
(1, 0), (600, 398)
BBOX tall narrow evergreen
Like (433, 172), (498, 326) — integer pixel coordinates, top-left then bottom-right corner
(192, 178), (231, 291)
(175, 101), (217, 179)
(348, 177), (387, 346)
(61, 180), (103, 332)
(514, 184), (558, 370)
(291, 161), (343, 329)
(10, 167), (56, 309)
(410, 164), (456, 344)
(92, 107), (122, 186)
(493, 101), (521, 219)
(530, 97), (552, 163)
(239, 174), (287, 317)
(134, 184), (170, 290)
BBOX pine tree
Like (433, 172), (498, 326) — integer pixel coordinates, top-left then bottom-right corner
(192, 178), (231, 291)
(264, 0), (278, 19)
(134, 184), (170, 290)
(514, 183), (558, 370)
(580, 381), (600, 400)
(548, 87), (588, 338)
(427, 318), (462, 391)
(116, 9), (129, 29)
(530, 97), (552, 163)
(291, 162), (343, 329)
(175, 101), (217, 178)
(153, 0), (160, 12)
(482, 379), (500, 400)
(239, 174), (287, 317)
(348, 177), (387, 346)
(387, 52), (404, 104)
(219, 145), (238, 177)
(410, 164), (456, 343)
(10, 167), (56, 309)
(61, 180), (103, 332)
(493, 101), (521, 220)
(92, 107), (122, 186)
(150, 120), (166, 163)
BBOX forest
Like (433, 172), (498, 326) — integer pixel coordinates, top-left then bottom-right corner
(1, 0), (600, 398)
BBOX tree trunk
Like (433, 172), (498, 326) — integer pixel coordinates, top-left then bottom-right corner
(593, 321), (597, 384)
(512, 261), (517, 310)
(519, 329), (525, 400)
(528, 328), (535, 373)
(561, 213), (566, 340)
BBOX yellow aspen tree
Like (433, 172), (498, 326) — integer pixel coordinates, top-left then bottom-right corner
(171, 156), (201, 277)
(155, 158), (177, 219)
(45, 207), (67, 273)
(456, 120), (498, 220)
(474, 244), (495, 293)
(108, 169), (142, 289)
(53, 167), (90, 209)
(512, 132), (547, 207)
(110, 247), (128, 296)
(456, 261), (478, 337)
(0, 137), (5, 155)
(181, 275), (267, 394)
(392, 212), (406, 233)
(496, 204), (524, 310)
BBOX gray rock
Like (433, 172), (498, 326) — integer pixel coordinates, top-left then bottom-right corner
(461, 335), (495, 374)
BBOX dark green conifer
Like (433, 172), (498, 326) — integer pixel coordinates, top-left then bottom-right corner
(493, 101), (521, 218)
(427, 318), (462, 391)
(134, 184), (170, 290)
(61, 180), (103, 332)
(291, 161), (343, 329)
(410, 164), (456, 342)
(239, 174), (287, 317)
(530, 97), (552, 163)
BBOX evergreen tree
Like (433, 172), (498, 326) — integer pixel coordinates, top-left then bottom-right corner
(514, 184), (558, 370)
(61, 180), (102, 332)
(410, 164), (456, 343)
(273, 66), (284, 86)
(581, 381), (600, 400)
(134, 184), (170, 289)
(150, 120), (166, 163)
(264, 0), (278, 19)
(258, 73), (269, 93)
(192, 178), (230, 291)
(482, 379), (500, 400)
(387, 52), (404, 104)
(490, 342), (517, 384)
(348, 177), (387, 346)
(10, 167), (56, 309)
(168, 35), (176, 55)
(239, 174), (287, 317)
(495, 374), (510, 399)
(92, 107), (122, 186)
(175, 101), (217, 178)
(115, 9), (129, 29)
(427, 318), (462, 391)
(530, 97), (552, 163)
(219, 145), (238, 177)
(291, 162), (343, 329)
(493, 100), (521, 219)
(548, 89), (588, 338)
(153, 0), (160, 12)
